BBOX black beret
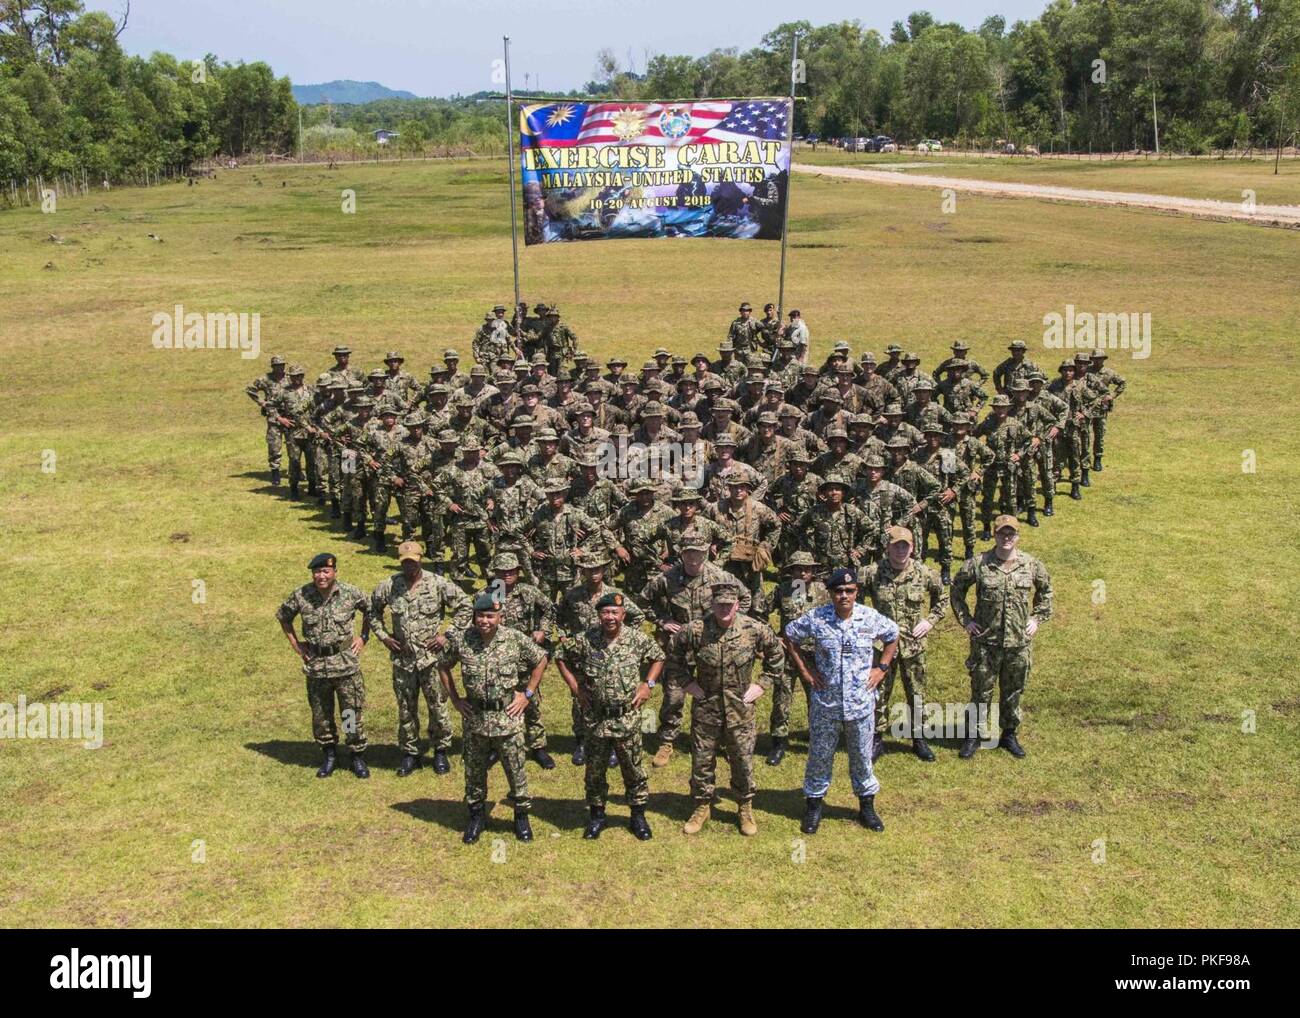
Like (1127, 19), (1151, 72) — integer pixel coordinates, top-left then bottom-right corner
(473, 592), (503, 612)
(595, 592), (625, 610)
(308, 553), (336, 571)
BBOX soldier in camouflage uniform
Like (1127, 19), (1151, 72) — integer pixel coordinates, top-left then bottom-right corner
(489, 551), (557, 767)
(382, 351), (419, 407)
(538, 305), (578, 375)
(558, 551), (647, 766)
(488, 451), (544, 583)
(440, 591), (549, 843)
(277, 552), (373, 779)
(1009, 378), (1058, 524)
(660, 487), (731, 562)
(726, 303), (762, 365)
(950, 414), (993, 560)
(324, 344), (364, 391)
(1063, 353), (1101, 499)
(245, 354), (288, 484)
(913, 422), (965, 583)
(432, 437), (499, 583)
(316, 379), (352, 517)
(271, 366), (320, 499)
(615, 479), (672, 596)
(991, 339), (1041, 394)
(556, 591), (664, 840)
(860, 526), (946, 762)
(767, 552), (830, 764)
(1087, 350), (1126, 471)
(669, 583), (784, 836)
(644, 542), (752, 766)
(337, 397), (377, 536)
(365, 406), (409, 551)
(566, 453), (626, 522)
(936, 360), (988, 417)
(526, 479), (626, 603)
(763, 448), (822, 564)
(950, 515), (1052, 759)
(796, 474), (882, 569)
(713, 476), (781, 618)
(389, 411), (441, 548)
(370, 543), (473, 776)
(975, 395), (1033, 534)
(933, 341), (990, 387)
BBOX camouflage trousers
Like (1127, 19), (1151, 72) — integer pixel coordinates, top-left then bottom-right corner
(345, 469), (376, 525)
(306, 669), (367, 752)
(768, 664), (810, 740)
(392, 661), (453, 755)
(451, 527), (493, 580)
(285, 435), (318, 490)
(583, 728), (649, 809)
(534, 566), (575, 604)
(958, 491), (980, 553)
(327, 446), (342, 497)
(873, 652), (927, 736)
(1064, 425), (1091, 480)
(520, 684), (546, 750)
(265, 421), (283, 471)
(1091, 414), (1108, 455)
(981, 463), (1020, 522)
(726, 560), (768, 619)
(657, 671), (687, 745)
(463, 729), (530, 811)
(804, 707), (878, 799)
(967, 641), (1031, 736)
(689, 698), (757, 804)
(397, 489), (437, 546)
(1016, 445), (1049, 506)
(312, 440), (332, 495)
(922, 508), (954, 570)
(372, 480), (397, 537)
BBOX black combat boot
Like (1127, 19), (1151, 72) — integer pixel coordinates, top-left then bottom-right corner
(629, 805), (653, 841)
(513, 810), (533, 842)
(289, 482), (300, 499)
(1070, 482), (1082, 501)
(271, 467), (281, 486)
(571, 743), (586, 766)
(330, 496), (340, 518)
(373, 532), (385, 552)
(1093, 455), (1103, 472)
(342, 512), (352, 531)
(396, 753), (420, 777)
(800, 796), (824, 835)
(530, 748), (556, 770)
(912, 737), (935, 762)
(858, 795), (885, 832)
(349, 753), (370, 779)
(964, 543), (977, 561)
(959, 734), (981, 759)
(1081, 468), (1091, 487)
(316, 745), (337, 778)
(940, 564), (952, 586)
(1043, 498), (1054, 517)
(462, 803), (486, 844)
(765, 736), (786, 766)
(431, 750), (450, 774)
(583, 805), (607, 840)
(999, 730), (1027, 758)
(1026, 506), (1039, 527)
(352, 521), (367, 540)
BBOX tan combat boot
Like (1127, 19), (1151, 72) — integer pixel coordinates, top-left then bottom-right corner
(652, 742), (674, 768)
(737, 801), (758, 836)
(683, 802), (710, 834)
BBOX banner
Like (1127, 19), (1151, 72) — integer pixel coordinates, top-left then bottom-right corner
(519, 99), (791, 245)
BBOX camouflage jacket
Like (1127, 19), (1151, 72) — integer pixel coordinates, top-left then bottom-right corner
(711, 496), (781, 562)
(667, 615), (784, 725)
(498, 581), (556, 638)
(659, 512), (732, 562)
(937, 376), (989, 415)
(914, 445), (970, 504)
(557, 583), (646, 638)
(441, 626), (546, 737)
(369, 570), (472, 669)
(775, 578), (832, 645)
(616, 502), (673, 576)
(558, 625), (663, 737)
(277, 581), (371, 678)
(992, 357), (1041, 393)
(431, 460), (500, 527)
(950, 550), (1053, 649)
(859, 559), (945, 657)
(763, 470), (823, 526)
(974, 414), (1033, 464)
(860, 478), (916, 526)
(246, 372), (287, 415)
(645, 561), (752, 631)
(490, 476), (546, 541)
(272, 385), (318, 440)
(567, 475), (627, 521)
(795, 500), (882, 566)
(527, 504), (617, 580)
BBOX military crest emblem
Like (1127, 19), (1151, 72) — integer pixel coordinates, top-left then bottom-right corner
(658, 107), (692, 140)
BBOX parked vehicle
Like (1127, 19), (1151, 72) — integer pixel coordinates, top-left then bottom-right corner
(874, 135), (897, 153)
(917, 139), (943, 153)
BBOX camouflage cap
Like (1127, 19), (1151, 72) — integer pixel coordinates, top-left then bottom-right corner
(757, 411), (779, 426)
(993, 514), (1020, 533)
(886, 435), (912, 449)
(494, 371), (516, 383)
(678, 412), (701, 428)
(1009, 340), (1028, 351)
(848, 413), (873, 427)
(496, 449), (523, 466)
(384, 351), (404, 362)
(332, 345), (352, 356)
(884, 344), (903, 355)
(726, 475), (755, 489)
(711, 582), (741, 604)
(778, 405), (801, 418)
(1091, 350), (1109, 360)
(460, 435), (482, 451)
(426, 383), (449, 396)
(555, 370), (573, 383)
(713, 434), (738, 448)
(574, 451), (600, 468)
(518, 383), (541, 396)
(469, 365), (487, 377)
(580, 550), (612, 570)
(509, 416), (535, 430)
(491, 552), (521, 572)
(860, 351), (877, 364)
(353, 396), (374, 409)
(367, 368), (387, 380)
(786, 449), (812, 464)
(378, 405), (400, 418)
(436, 428), (458, 442)
(315, 373), (333, 386)
(990, 394), (1012, 407)
(1059, 359), (1075, 371)
(902, 351), (920, 362)
(270, 355), (286, 366)
(682, 538), (711, 553)
(801, 364), (819, 375)
(492, 304), (507, 313)
(820, 391), (844, 404)
(717, 342), (734, 353)
(572, 401), (594, 415)
(532, 303), (550, 314)
(832, 340), (851, 353)
(923, 421), (947, 434)
(1009, 379), (1030, 392)
(785, 551), (818, 569)
(606, 356), (628, 367)
(671, 355), (688, 366)
(628, 478), (656, 495)
(288, 363), (306, 375)
(835, 363), (854, 375)
(670, 487), (702, 503)
(1027, 371), (1047, 383)
(952, 340), (970, 351)
(886, 525), (914, 546)
(764, 381), (787, 393)
(327, 378), (347, 390)
(641, 401), (667, 418)
(701, 377), (725, 391)
(403, 410), (428, 427)
(952, 413), (973, 426)
(535, 427), (558, 441)
(543, 478), (570, 494)
(738, 302), (752, 311)
(818, 472), (851, 489)
(863, 454), (886, 468)
(883, 403), (904, 415)
(825, 427), (848, 441)
(573, 350), (591, 362)
(913, 377), (935, 391)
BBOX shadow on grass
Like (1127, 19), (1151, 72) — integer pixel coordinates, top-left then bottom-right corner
(245, 738), (406, 771)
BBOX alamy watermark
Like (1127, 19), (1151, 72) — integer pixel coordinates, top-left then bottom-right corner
(888, 701), (1000, 747)
(595, 439), (705, 488)
(1043, 304), (1151, 359)
(151, 303), (261, 359)
(1, 695), (103, 749)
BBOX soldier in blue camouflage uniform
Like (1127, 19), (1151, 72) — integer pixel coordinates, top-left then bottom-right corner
(556, 592), (664, 840)
(370, 543), (473, 776)
(440, 591), (549, 843)
(277, 552), (374, 779)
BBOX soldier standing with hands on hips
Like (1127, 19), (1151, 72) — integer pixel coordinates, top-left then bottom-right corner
(439, 591), (548, 844)
(277, 552), (373, 779)
(783, 567), (899, 835)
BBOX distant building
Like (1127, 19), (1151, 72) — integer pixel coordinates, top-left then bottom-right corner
(373, 129), (400, 146)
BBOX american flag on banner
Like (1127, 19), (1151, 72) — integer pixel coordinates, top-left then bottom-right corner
(521, 99), (790, 147)
(574, 101), (732, 145)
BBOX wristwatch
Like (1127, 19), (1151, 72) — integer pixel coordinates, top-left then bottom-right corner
(646, 679), (657, 690)
(524, 688), (535, 700)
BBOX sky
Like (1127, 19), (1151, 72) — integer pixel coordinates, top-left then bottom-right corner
(114, 0), (1048, 98)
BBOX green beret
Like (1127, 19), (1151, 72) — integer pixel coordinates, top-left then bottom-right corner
(473, 592), (503, 612)
(595, 591), (625, 610)
(308, 552), (336, 570)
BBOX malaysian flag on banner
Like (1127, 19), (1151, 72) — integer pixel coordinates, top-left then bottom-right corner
(518, 98), (792, 245)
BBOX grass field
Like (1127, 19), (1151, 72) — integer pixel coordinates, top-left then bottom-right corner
(797, 146), (1300, 205)
(2, 157), (1298, 928)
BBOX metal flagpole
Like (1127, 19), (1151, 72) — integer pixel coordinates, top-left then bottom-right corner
(504, 36), (522, 332)
(776, 35), (799, 324)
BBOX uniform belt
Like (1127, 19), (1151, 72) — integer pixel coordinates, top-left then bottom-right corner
(307, 641), (346, 656)
(589, 698), (634, 720)
(468, 695), (509, 712)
